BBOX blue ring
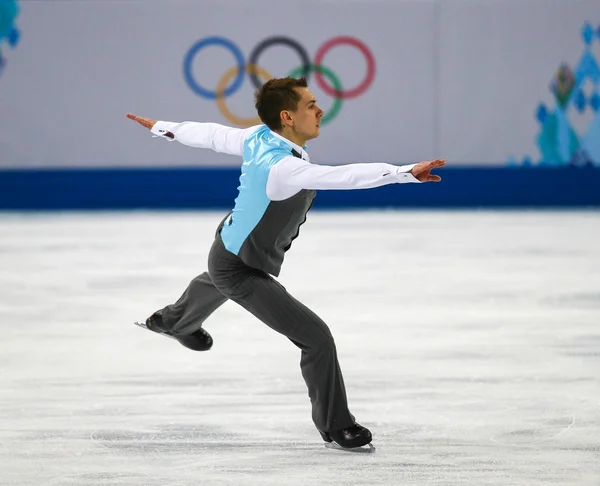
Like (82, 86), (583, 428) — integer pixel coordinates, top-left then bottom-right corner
(183, 36), (245, 100)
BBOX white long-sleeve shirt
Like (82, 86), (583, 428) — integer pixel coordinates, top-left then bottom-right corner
(150, 121), (421, 201)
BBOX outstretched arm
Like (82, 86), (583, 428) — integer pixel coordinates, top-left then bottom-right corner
(126, 114), (261, 156)
(266, 157), (445, 201)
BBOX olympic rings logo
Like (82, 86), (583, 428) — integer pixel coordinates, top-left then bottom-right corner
(183, 35), (376, 127)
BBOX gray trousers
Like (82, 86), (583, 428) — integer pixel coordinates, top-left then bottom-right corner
(159, 235), (355, 433)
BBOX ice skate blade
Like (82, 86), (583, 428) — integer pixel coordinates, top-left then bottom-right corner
(324, 442), (376, 453)
(133, 321), (177, 341)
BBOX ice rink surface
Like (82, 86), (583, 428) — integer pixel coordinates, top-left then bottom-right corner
(0, 210), (599, 486)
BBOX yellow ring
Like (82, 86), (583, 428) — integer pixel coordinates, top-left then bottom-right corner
(216, 64), (273, 127)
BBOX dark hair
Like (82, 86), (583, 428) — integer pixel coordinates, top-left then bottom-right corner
(254, 77), (308, 131)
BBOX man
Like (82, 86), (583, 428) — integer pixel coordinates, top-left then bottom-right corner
(127, 77), (445, 451)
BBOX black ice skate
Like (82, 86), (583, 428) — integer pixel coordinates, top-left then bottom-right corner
(134, 310), (213, 352)
(320, 423), (375, 453)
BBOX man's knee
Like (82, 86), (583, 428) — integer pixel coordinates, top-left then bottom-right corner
(308, 327), (337, 355)
(190, 272), (211, 286)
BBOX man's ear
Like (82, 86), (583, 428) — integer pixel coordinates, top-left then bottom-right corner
(281, 110), (293, 127)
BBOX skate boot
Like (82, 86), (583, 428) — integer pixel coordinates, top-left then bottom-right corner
(319, 423), (375, 453)
(135, 310), (213, 352)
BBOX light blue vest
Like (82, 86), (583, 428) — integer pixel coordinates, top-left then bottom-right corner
(219, 125), (316, 276)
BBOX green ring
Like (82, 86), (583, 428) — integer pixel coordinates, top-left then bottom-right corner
(288, 64), (343, 125)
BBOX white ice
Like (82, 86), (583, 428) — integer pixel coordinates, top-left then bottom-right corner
(0, 210), (599, 485)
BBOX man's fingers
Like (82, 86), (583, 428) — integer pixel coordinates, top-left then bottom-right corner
(126, 113), (149, 126)
(429, 159), (445, 169)
(413, 159), (446, 175)
(126, 114), (156, 131)
(411, 159), (445, 181)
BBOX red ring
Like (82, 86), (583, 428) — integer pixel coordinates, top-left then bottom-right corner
(314, 36), (376, 100)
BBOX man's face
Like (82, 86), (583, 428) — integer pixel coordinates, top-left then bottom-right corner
(286, 87), (324, 143)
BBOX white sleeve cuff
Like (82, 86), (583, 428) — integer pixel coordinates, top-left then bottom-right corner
(395, 163), (421, 183)
(150, 121), (176, 141)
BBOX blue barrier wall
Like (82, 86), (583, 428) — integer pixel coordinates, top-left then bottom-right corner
(0, 167), (598, 210)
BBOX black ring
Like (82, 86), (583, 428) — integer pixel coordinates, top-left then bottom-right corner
(248, 36), (311, 89)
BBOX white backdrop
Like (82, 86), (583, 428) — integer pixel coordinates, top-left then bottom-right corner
(0, 0), (598, 168)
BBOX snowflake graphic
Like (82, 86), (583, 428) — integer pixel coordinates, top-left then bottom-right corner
(512, 22), (600, 167)
(0, 0), (21, 77)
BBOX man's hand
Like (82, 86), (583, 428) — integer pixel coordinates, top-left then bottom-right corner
(126, 113), (157, 130)
(126, 113), (175, 139)
(411, 159), (446, 182)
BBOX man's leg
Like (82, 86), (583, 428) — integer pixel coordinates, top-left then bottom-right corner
(160, 272), (228, 335)
(146, 272), (228, 351)
(236, 273), (356, 434)
(208, 246), (355, 435)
